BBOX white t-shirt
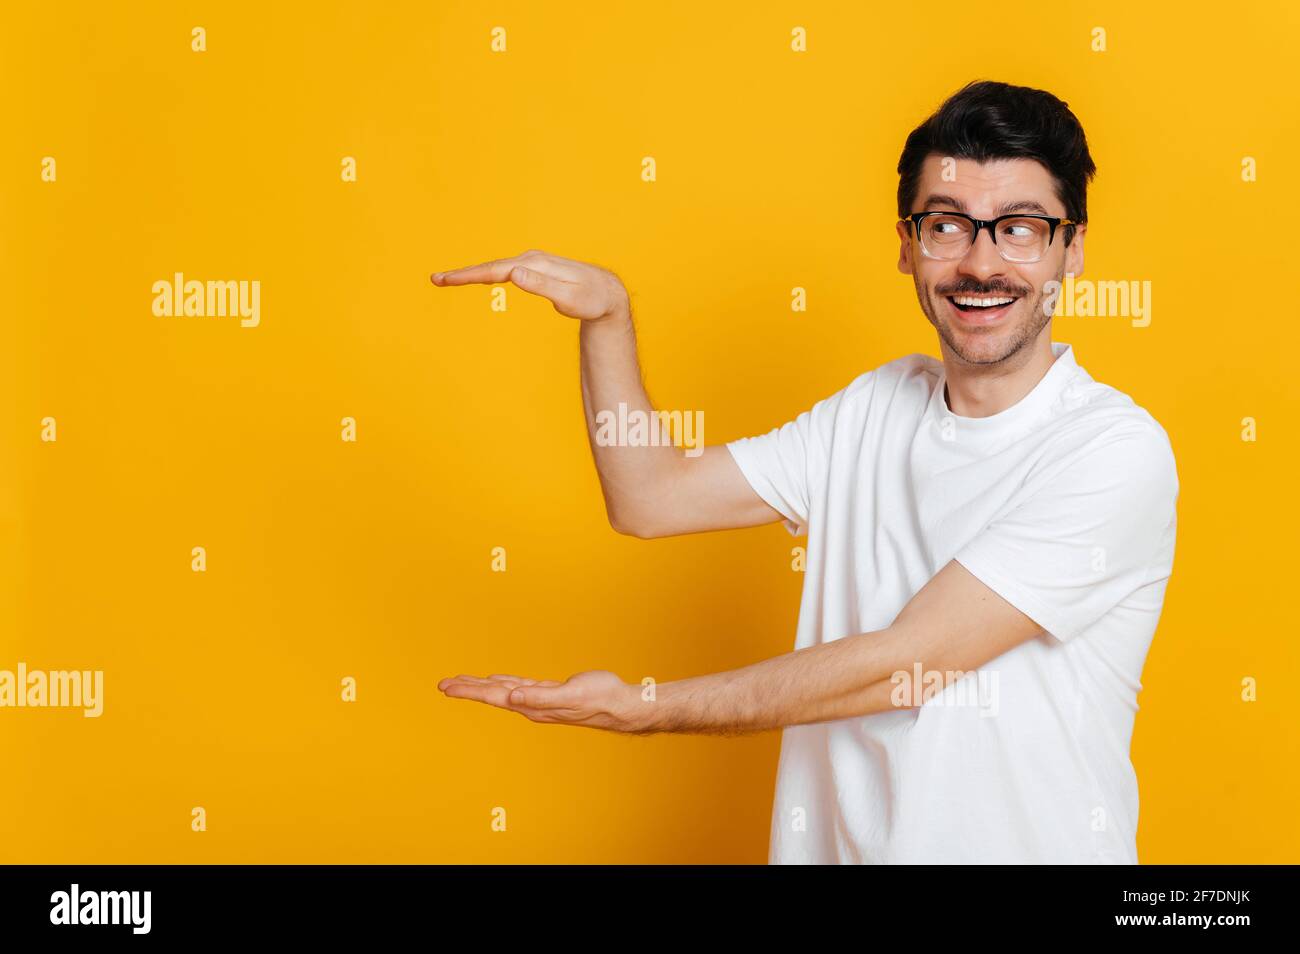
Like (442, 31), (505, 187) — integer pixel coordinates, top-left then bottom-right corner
(725, 341), (1179, 864)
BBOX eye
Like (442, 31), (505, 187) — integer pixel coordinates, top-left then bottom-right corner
(997, 217), (1050, 244)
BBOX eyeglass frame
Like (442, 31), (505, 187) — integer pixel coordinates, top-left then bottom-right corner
(900, 211), (1080, 264)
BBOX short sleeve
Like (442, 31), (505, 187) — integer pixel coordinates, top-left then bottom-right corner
(954, 423), (1179, 643)
(725, 385), (853, 537)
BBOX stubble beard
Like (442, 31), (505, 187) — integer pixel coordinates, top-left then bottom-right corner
(915, 263), (1063, 368)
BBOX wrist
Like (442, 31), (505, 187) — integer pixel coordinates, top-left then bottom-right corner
(588, 297), (632, 330)
(631, 678), (677, 734)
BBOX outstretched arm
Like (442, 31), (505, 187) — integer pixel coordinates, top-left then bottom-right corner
(436, 559), (1044, 734)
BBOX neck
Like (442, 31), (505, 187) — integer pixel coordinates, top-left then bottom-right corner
(940, 331), (1058, 418)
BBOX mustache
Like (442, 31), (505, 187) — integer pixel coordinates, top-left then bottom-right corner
(935, 278), (1031, 297)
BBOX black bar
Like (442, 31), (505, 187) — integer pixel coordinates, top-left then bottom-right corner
(0, 864), (1290, 940)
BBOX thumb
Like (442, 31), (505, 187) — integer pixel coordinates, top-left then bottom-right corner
(509, 683), (574, 709)
(510, 264), (567, 303)
(510, 265), (538, 288)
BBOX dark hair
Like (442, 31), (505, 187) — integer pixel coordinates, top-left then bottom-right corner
(896, 80), (1096, 245)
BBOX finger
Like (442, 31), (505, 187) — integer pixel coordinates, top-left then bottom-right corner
(507, 682), (582, 709)
(487, 674), (537, 684)
(431, 250), (580, 286)
(440, 684), (597, 726)
(441, 681), (516, 709)
(514, 250), (586, 281)
(441, 683), (575, 724)
(437, 674), (491, 690)
(430, 259), (519, 286)
(508, 264), (579, 307)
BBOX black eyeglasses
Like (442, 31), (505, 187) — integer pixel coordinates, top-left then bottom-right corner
(901, 211), (1079, 264)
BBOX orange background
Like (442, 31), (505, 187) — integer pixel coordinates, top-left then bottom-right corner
(1, 0), (1296, 862)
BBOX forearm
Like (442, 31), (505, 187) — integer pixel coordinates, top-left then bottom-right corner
(639, 627), (919, 736)
(579, 306), (686, 532)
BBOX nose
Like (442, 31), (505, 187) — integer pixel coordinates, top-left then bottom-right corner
(956, 225), (1009, 283)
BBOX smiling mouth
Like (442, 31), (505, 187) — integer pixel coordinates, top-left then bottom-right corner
(943, 293), (1022, 326)
(947, 294), (1019, 314)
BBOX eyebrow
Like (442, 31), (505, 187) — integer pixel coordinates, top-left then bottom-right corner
(920, 194), (1053, 216)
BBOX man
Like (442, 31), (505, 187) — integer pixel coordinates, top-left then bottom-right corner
(432, 80), (1179, 864)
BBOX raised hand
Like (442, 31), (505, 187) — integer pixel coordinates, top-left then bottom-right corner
(431, 249), (630, 323)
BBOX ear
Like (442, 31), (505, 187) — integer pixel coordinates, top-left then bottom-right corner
(897, 219), (914, 275)
(1064, 223), (1086, 280)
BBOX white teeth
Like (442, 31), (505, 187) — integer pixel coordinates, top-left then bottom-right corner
(952, 296), (1015, 307)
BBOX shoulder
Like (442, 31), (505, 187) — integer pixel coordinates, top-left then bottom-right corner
(830, 351), (940, 414)
(1046, 368), (1179, 495)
